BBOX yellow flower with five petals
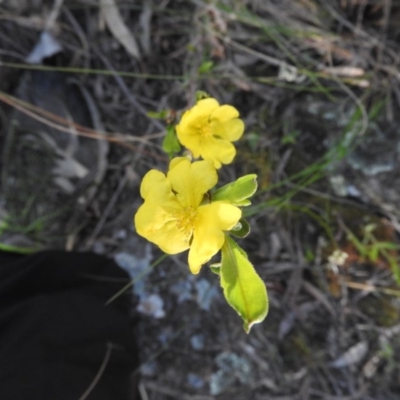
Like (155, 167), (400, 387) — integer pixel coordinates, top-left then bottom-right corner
(176, 98), (245, 169)
(134, 157), (242, 274)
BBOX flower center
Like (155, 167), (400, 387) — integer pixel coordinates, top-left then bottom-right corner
(199, 123), (212, 138)
(175, 206), (197, 233)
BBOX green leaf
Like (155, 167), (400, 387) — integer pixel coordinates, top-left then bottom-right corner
(198, 60), (214, 74)
(147, 110), (168, 119)
(281, 130), (300, 145)
(212, 174), (258, 206)
(220, 235), (268, 333)
(230, 219), (251, 238)
(210, 263), (221, 275)
(162, 125), (181, 157)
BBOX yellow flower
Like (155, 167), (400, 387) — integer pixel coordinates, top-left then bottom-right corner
(134, 157), (242, 274)
(176, 98), (245, 169)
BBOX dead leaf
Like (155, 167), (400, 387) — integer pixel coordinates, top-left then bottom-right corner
(25, 31), (62, 64)
(330, 341), (368, 368)
(321, 66), (365, 78)
(100, 0), (141, 60)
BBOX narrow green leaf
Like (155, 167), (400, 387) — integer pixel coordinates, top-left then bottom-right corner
(147, 110), (168, 119)
(220, 235), (268, 333)
(162, 125), (181, 157)
(369, 246), (378, 263)
(230, 219), (251, 238)
(373, 242), (399, 250)
(212, 174), (257, 206)
(0, 242), (39, 254)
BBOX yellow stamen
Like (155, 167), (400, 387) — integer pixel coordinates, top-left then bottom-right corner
(175, 206), (197, 233)
(199, 123), (212, 138)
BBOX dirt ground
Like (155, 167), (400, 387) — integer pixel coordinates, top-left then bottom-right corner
(1, 1), (400, 399)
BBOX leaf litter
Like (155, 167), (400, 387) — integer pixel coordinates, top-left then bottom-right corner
(1, 0), (400, 398)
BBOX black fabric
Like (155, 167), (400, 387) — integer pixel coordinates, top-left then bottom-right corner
(0, 250), (140, 400)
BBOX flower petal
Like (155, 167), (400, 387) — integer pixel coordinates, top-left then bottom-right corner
(204, 202), (243, 231)
(135, 201), (191, 254)
(195, 98), (220, 115)
(140, 173), (177, 208)
(211, 104), (239, 122)
(140, 169), (167, 199)
(188, 202), (242, 274)
(211, 118), (245, 142)
(175, 99), (220, 158)
(169, 156), (188, 170)
(168, 157), (217, 207)
(200, 137), (236, 169)
(179, 98), (219, 129)
(175, 125), (202, 158)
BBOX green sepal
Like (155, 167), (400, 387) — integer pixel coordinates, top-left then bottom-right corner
(210, 263), (221, 275)
(220, 235), (268, 333)
(195, 90), (210, 101)
(162, 125), (181, 157)
(230, 219), (251, 238)
(212, 174), (257, 206)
